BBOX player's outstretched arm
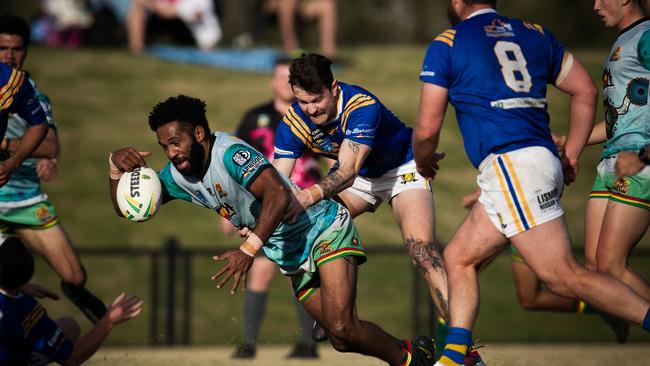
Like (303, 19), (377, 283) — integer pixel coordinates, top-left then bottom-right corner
(413, 82), (448, 179)
(62, 293), (143, 366)
(284, 139), (370, 220)
(107, 148), (151, 216)
(587, 121), (607, 145)
(554, 52), (598, 184)
(272, 157), (297, 177)
(0, 122), (48, 186)
(2, 126), (59, 160)
(212, 167), (291, 294)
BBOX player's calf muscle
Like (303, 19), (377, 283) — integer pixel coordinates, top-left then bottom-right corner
(404, 237), (443, 273)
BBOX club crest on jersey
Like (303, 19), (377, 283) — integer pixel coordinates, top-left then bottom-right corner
(400, 172), (419, 184)
(216, 202), (237, 220)
(35, 206), (54, 223)
(233, 149), (251, 166)
(484, 19), (514, 38)
(214, 183), (227, 198)
(317, 241), (332, 255)
(613, 177), (629, 195)
(609, 46), (622, 61)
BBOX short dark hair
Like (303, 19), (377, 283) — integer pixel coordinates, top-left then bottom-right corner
(148, 95), (211, 134)
(464, 0), (497, 7)
(0, 14), (31, 48)
(289, 53), (334, 94)
(0, 237), (34, 292)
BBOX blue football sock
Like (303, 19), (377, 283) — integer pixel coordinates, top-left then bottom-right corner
(643, 307), (650, 332)
(438, 327), (471, 366)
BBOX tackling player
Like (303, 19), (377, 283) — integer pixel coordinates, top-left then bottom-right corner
(413, 1), (650, 365)
(0, 15), (107, 324)
(272, 53), (460, 360)
(109, 95), (438, 366)
(0, 62), (47, 187)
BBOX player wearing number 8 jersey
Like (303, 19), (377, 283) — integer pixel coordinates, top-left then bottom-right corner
(414, 1), (650, 365)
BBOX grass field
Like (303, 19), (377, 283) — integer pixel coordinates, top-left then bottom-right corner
(87, 344), (650, 366)
(21, 45), (650, 347)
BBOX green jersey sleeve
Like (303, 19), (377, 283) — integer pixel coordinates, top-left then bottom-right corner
(158, 164), (192, 203)
(222, 144), (271, 190)
(637, 29), (650, 71)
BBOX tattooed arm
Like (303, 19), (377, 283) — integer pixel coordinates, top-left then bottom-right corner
(318, 139), (370, 199)
(285, 139), (370, 219)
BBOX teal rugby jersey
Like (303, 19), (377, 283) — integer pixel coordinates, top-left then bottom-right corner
(158, 132), (342, 273)
(0, 77), (58, 207)
(602, 18), (650, 158)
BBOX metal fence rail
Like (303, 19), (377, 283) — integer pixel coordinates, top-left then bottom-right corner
(77, 238), (650, 345)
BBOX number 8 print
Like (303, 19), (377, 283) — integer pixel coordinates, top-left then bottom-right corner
(494, 41), (532, 93)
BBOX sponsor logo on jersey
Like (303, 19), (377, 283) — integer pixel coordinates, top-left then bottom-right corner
(537, 187), (559, 210)
(484, 19), (514, 38)
(233, 149), (251, 166)
(216, 202), (237, 220)
(420, 70), (436, 77)
(242, 155), (266, 178)
(497, 212), (507, 229)
(400, 172), (419, 184)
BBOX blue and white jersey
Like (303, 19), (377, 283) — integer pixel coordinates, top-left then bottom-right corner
(273, 82), (413, 178)
(0, 63), (45, 141)
(601, 18), (650, 158)
(0, 291), (73, 364)
(0, 77), (58, 207)
(420, 9), (564, 168)
(158, 132), (342, 273)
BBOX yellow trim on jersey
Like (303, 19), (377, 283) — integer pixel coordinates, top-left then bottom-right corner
(0, 72), (24, 110)
(22, 303), (45, 336)
(493, 160), (524, 233)
(0, 69), (25, 111)
(283, 106), (339, 157)
(434, 29), (456, 47)
(341, 94), (374, 132)
(524, 22), (545, 35)
(0, 68), (19, 97)
(284, 107), (313, 148)
(502, 154), (537, 227)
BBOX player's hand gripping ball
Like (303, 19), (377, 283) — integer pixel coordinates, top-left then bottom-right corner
(116, 167), (162, 222)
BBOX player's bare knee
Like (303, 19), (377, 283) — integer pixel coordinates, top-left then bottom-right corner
(327, 320), (358, 346)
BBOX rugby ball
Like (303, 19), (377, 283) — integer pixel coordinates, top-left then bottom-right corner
(116, 167), (162, 222)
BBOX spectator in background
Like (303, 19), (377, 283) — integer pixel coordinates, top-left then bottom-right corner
(0, 237), (143, 365)
(228, 57), (321, 359)
(266, 0), (337, 58)
(126, 0), (222, 53)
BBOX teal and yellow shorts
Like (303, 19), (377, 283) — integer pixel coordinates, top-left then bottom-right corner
(589, 155), (650, 210)
(0, 201), (59, 235)
(291, 210), (366, 303)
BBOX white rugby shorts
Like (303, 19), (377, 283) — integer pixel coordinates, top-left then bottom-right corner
(477, 146), (564, 238)
(343, 160), (432, 210)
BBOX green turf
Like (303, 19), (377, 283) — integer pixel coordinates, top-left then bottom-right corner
(23, 45), (650, 345)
